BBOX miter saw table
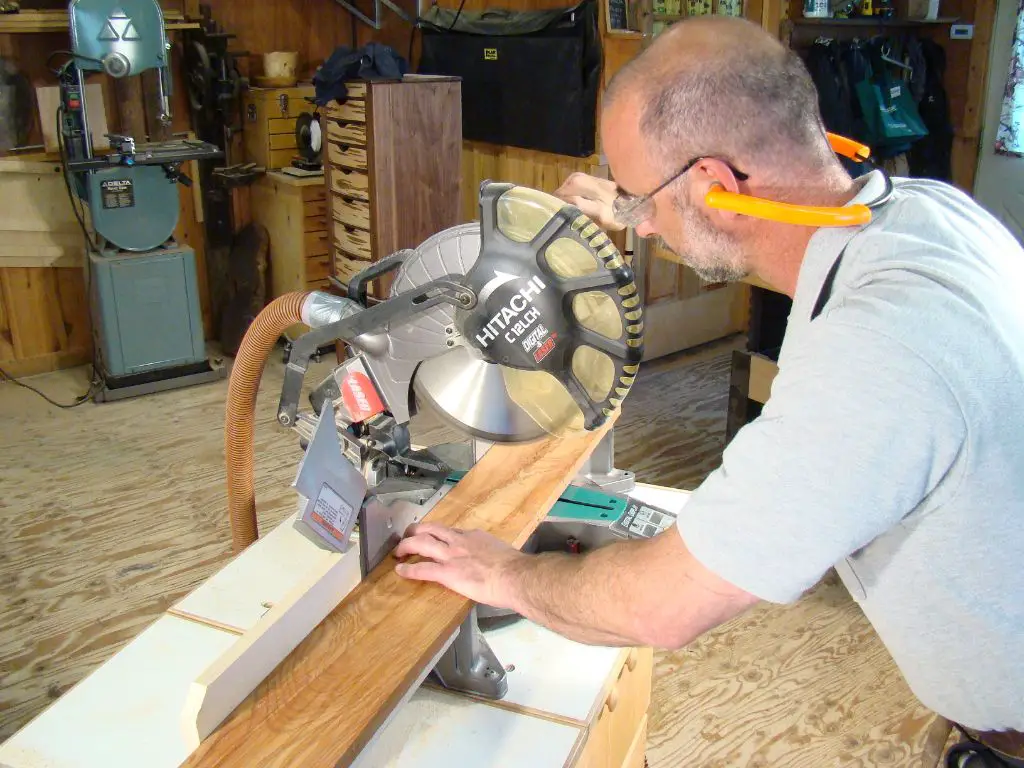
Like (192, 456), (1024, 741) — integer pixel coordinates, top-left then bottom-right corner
(0, 483), (692, 768)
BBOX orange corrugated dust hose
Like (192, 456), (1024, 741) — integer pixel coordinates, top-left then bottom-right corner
(225, 291), (309, 553)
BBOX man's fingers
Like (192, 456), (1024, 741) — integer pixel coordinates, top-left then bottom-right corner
(566, 196), (624, 231)
(555, 172), (616, 200)
(394, 533), (452, 562)
(404, 521), (460, 543)
(395, 560), (448, 584)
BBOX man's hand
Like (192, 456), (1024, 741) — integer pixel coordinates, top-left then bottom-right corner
(554, 172), (625, 231)
(394, 523), (524, 609)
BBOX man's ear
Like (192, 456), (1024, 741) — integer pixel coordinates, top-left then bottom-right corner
(695, 158), (743, 222)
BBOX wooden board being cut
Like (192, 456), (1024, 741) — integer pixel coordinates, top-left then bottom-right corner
(183, 415), (617, 768)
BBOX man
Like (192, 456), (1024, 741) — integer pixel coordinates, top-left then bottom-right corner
(396, 15), (1024, 761)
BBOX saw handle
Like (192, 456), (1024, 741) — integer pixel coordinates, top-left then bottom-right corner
(340, 249), (415, 307)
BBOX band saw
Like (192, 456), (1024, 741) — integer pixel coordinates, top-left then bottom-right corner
(233, 181), (679, 702)
(54, 0), (225, 402)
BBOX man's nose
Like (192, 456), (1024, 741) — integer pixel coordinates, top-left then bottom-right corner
(635, 219), (656, 238)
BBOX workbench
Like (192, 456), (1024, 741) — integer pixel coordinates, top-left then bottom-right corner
(0, 484), (688, 768)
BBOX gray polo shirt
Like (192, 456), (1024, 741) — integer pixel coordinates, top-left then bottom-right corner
(676, 171), (1024, 731)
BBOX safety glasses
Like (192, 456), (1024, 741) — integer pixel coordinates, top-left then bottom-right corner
(612, 157), (749, 229)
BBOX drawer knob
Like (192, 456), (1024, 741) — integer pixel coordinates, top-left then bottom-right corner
(605, 687), (619, 713)
(339, 143), (350, 151)
(344, 225), (356, 233)
(626, 649), (638, 672)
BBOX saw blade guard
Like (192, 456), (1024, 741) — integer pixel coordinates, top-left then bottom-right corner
(485, 184), (644, 436)
(409, 182), (643, 440)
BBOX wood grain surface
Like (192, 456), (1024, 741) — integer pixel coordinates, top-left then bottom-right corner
(182, 415), (616, 768)
(647, 571), (952, 768)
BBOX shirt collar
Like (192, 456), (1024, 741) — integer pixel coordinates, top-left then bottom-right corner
(791, 170), (887, 320)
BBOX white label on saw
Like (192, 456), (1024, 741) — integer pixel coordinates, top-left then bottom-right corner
(310, 483), (356, 542)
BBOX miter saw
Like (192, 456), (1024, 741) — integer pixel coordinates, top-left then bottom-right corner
(54, 0), (225, 401)
(270, 181), (679, 699)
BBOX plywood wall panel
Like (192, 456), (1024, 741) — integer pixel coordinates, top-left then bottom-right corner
(55, 267), (91, 354)
(0, 265), (92, 377)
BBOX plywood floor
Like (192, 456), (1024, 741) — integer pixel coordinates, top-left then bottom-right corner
(0, 339), (951, 765)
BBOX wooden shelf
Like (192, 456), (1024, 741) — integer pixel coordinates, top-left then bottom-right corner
(789, 15), (959, 25)
(0, 9), (198, 34)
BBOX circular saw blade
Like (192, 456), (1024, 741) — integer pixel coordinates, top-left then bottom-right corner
(389, 223), (548, 443)
(392, 185), (633, 443)
(413, 346), (549, 443)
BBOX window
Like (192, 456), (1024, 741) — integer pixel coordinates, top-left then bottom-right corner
(996, 0), (1024, 155)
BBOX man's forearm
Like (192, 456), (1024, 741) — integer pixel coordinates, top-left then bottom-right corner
(504, 539), (654, 646)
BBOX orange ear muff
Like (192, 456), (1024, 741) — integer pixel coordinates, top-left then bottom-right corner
(704, 187), (873, 227)
(826, 132), (872, 162)
(702, 132), (877, 227)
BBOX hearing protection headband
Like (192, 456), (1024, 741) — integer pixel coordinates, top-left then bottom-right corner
(705, 133), (893, 226)
(613, 133), (893, 229)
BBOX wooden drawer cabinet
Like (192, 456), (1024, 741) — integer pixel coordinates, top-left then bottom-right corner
(250, 170), (332, 334)
(322, 75), (462, 298)
(243, 85), (315, 170)
(327, 141), (367, 170)
(575, 647), (654, 768)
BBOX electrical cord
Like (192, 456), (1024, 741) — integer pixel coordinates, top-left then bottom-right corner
(47, 51), (103, 77)
(39, 70), (104, 405)
(449, 0), (468, 29)
(0, 365), (100, 409)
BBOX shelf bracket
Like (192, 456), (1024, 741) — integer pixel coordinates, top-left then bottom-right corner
(331, 0), (413, 30)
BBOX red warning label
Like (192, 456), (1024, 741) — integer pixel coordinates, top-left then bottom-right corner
(533, 336), (557, 363)
(340, 370), (385, 422)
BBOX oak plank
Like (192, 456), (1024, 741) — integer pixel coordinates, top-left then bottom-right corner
(184, 415), (617, 768)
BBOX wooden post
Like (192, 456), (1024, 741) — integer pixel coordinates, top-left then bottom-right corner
(114, 76), (147, 143)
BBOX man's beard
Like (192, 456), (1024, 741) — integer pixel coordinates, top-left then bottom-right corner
(660, 194), (748, 283)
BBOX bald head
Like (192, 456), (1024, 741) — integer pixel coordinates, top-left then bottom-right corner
(605, 17), (832, 182)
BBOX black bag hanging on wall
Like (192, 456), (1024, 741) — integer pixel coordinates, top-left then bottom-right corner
(417, 0), (601, 157)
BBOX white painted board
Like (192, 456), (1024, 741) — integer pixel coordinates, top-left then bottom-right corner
(181, 543), (363, 749)
(172, 510), (339, 632)
(36, 85), (109, 154)
(351, 687), (583, 768)
(481, 620), (620, 723)
(0, 616), (237, 768)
